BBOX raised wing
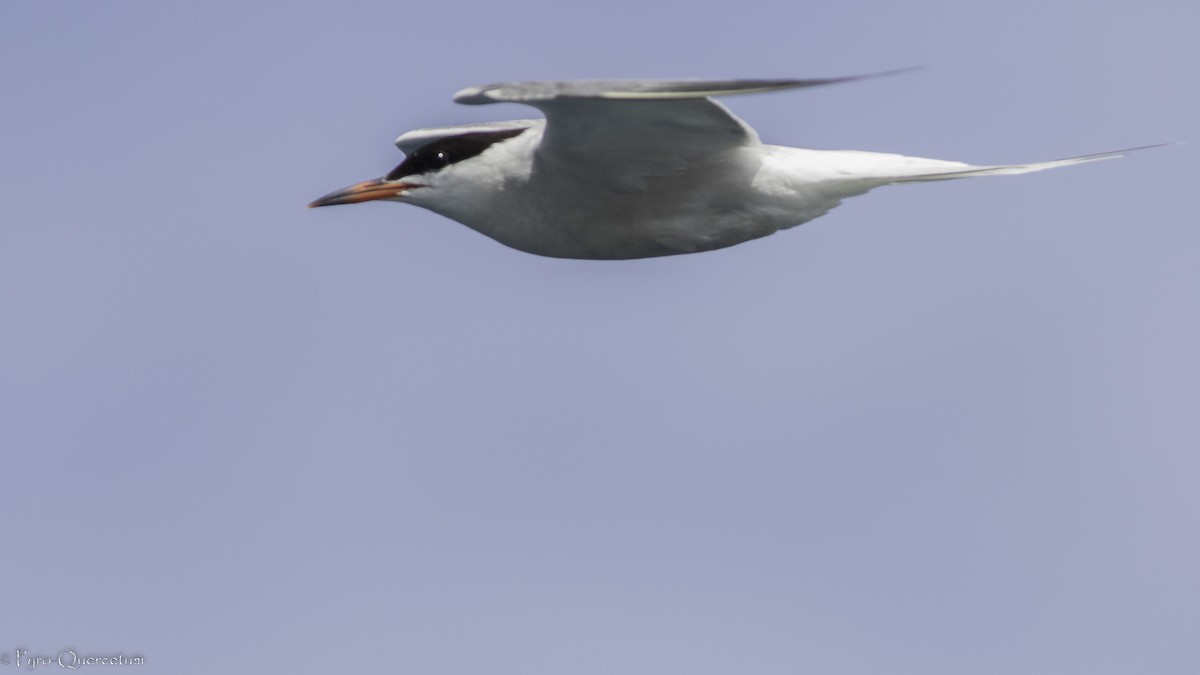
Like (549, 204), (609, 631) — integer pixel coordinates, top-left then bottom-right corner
(451, 78), (859, 104)
(452, 73), (908, 183)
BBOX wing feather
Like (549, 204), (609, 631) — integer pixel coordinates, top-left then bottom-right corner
(452, 70), (917, 104)
(450, 71), (915, 187)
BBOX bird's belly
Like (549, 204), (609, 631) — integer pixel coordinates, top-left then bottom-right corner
(467, 201), (784, 260)
(444, 150), (858, 259)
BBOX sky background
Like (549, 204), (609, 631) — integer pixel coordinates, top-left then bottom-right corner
(2, 2), (1197, 674)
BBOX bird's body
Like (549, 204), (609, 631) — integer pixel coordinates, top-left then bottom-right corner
(404, 125), (967, 259)
(310, 74), (1150, 259)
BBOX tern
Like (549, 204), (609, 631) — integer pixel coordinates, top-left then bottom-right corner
(309, 72), (1153, 260)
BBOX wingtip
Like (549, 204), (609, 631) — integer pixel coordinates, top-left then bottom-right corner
(873, 65), (926, 77)
(844, 66), (925, 84)
(453, 86), (490, 105)
(1102, 142), (1181, 158)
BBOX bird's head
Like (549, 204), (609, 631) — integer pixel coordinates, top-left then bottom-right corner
(308, 123), (532, 209)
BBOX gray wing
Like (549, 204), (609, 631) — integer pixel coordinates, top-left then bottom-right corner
(452, 77), (867, 104)
(452, 73), (907, 181)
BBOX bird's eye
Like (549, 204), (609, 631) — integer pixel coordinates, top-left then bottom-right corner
(385, 128), (527, 181)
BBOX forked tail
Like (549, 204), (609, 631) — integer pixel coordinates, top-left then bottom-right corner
(888, 144), (1171, 183)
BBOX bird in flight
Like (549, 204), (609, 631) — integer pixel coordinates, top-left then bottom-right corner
(309, 72), (1154, 260)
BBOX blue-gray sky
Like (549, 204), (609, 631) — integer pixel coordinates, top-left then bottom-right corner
(2, 2), (1197, 674)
